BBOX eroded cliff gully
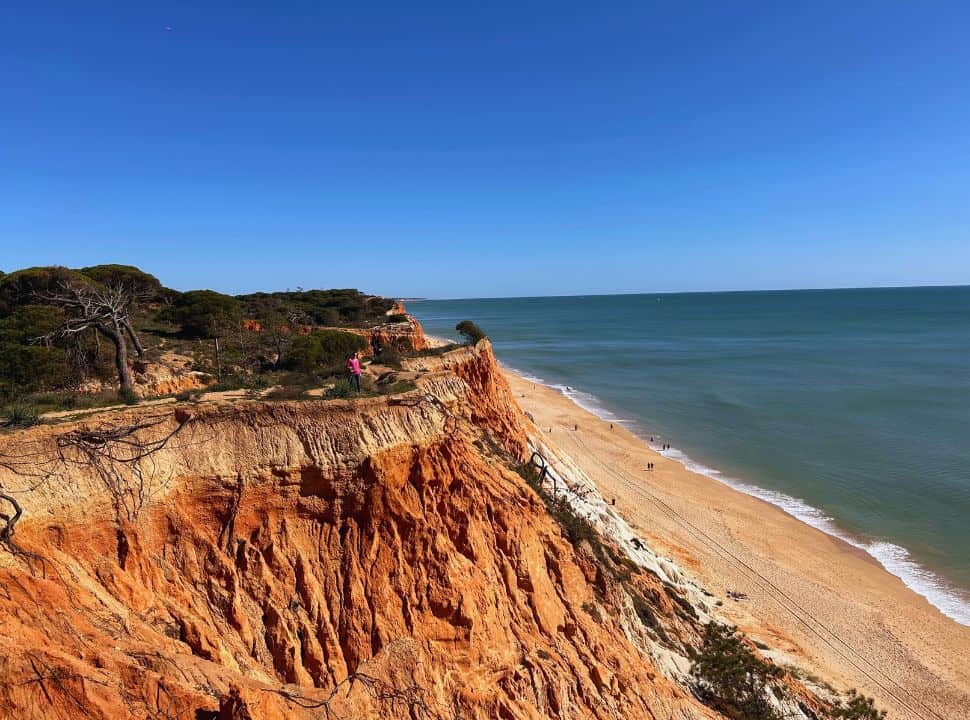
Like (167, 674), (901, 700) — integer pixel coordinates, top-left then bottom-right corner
(0, 343), (799, 719)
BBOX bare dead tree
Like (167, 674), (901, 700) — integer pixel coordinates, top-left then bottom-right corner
(33, 280), (146, 392)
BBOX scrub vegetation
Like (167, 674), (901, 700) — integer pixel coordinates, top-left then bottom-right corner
(0, 264), (398, 416)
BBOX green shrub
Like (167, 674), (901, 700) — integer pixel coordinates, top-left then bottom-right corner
(387, 313), (409, 323)
(455, 320), (486, 344)
(3, 401), (39, 428)
(264, 385), (309, 401)
(382, 380), (416, 395)
(324, 382), (352, 399)
(690, 622), (783, 720)
(377, 345), (403, 369)
(165, 290), (242, 339)
(283, 330), (367, 373)
(119, 387), (140, 405)
(0, 305), (70, 400)
(831, 691), (885, 720)
(78, 264), (163, 297)
(236, 288), (394, 327)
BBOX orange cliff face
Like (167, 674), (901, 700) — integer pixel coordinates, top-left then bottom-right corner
(368, 313), (431, 353)
(0, 342), (813, 720)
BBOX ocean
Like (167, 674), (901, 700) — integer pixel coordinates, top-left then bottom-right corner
(409, 287), (970, 626)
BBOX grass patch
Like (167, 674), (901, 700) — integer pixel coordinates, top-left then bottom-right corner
(381, 380), (417, 395)
(2, 401), (40, 428)
(2, 389), (132, 416)
(264, 385), (310, 401)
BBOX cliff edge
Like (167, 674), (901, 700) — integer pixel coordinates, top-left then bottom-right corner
(0, 341), (830, 719)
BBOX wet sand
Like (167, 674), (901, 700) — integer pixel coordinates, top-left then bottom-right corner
(505, 370), (970, 720)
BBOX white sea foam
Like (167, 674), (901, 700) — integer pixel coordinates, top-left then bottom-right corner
(505, 365), (636, 428)
(661, 448), (970, 626)
(521, 373), (970, 627)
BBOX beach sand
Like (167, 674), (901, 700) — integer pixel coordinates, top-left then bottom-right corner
(504, 370), (970, 720)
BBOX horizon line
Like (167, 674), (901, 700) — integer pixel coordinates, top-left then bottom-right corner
(404, 281), (970, 303)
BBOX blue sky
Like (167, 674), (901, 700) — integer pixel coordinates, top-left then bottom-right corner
(2, 1), (969, 298)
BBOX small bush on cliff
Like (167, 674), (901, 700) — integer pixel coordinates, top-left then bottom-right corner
(387, 313), (409, 323)
(515, 462), (605, 559)
(325, 381), (352, 399)
(831, 691), (886, 720)
(691, 622), (784, 720)
(456, 320), (486, 344)
(3, 401), (39, 428)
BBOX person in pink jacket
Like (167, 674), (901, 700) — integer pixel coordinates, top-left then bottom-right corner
(347, 351), (362, 392)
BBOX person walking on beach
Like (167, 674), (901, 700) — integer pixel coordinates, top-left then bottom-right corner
(347, 351), (362, 392)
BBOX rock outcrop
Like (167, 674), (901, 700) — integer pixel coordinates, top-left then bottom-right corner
(0, 340), (817, 719)
(332, 314), (432, 354)
(130, 353), (215, 397)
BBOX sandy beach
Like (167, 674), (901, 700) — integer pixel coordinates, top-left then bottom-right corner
(504, 369), (970, 720)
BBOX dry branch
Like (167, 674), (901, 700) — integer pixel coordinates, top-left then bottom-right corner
(55, 413), (191, 522)
(266, 669), (430, 720)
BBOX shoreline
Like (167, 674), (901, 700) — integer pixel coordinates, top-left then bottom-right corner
(502, 366), (970, 719)
(505, 364), (970, 628)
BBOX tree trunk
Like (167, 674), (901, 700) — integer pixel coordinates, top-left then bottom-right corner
(123, 320), (145, 357)
(101, 324), (132, 391)
(214, 336), (222, 380)
(274, 335), (285, 367)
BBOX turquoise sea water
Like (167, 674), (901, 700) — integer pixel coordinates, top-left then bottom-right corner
(410, 287), (970, 625)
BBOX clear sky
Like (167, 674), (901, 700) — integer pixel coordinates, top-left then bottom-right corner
(2, 2), (969, 298)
